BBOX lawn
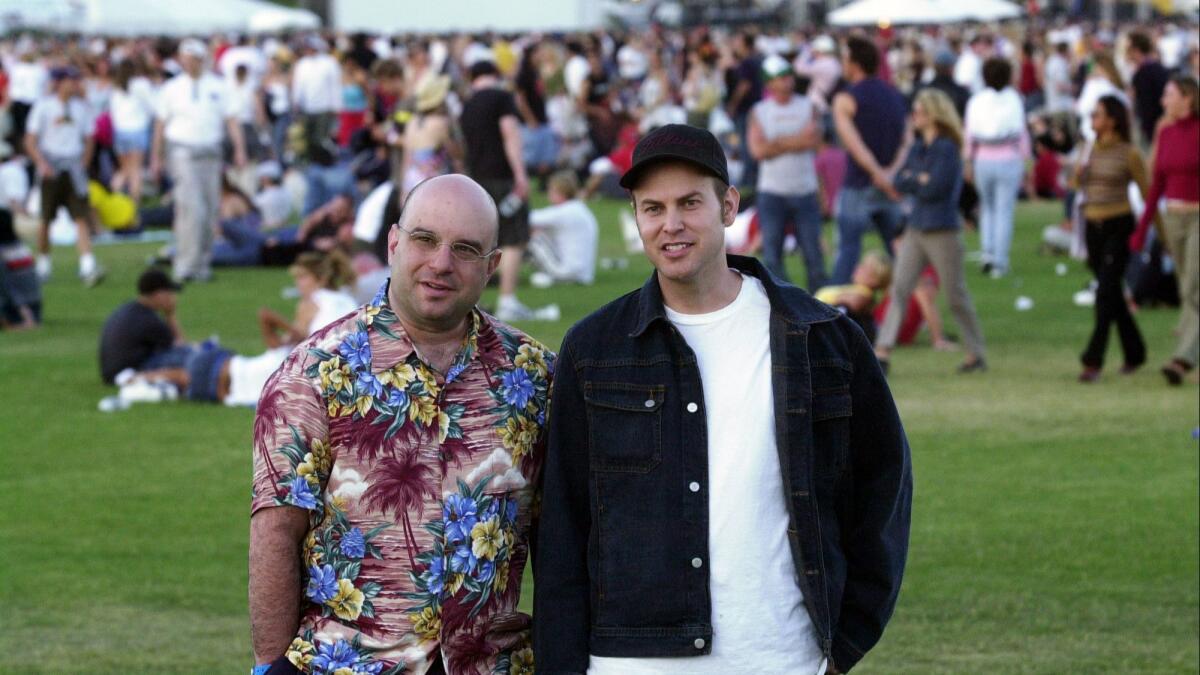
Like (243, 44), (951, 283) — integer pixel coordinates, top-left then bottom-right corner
(1, 197), (1196, 673)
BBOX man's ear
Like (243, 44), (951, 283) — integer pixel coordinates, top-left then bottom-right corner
(386, 224), (399, 264)
(722, 185), (741, 227)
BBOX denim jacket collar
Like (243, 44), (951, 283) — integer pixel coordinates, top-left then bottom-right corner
(629, 254), (839, 337)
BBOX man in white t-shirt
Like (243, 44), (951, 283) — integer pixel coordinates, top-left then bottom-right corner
(535, 124), (912, 675)
(290, 36), (342, 162)
(526, 170), (598, 287)
(24, 66), (104, 286)
(150, 39), (246, 283)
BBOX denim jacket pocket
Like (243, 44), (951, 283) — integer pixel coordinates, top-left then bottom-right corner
(584, 382), (664, 473)
(811, 361), (853, 478)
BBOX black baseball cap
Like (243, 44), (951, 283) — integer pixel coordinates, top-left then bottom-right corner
(619, 124), (730, 190)
(138, 268), (183, 295)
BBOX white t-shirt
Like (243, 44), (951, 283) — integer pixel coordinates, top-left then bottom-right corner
(589, 274), (826, 675)
(26, 96), (94, 159)
(529, 199), (598, 284)
(110, 77), (156, 133)
(0, 158), (30, 209)
(291, 53), (342, 114)
(254, 185), (293, 230)
(156, 72), (235, 147)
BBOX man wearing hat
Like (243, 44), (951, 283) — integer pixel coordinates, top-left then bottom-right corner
(24, 65), (104, 286)
(534, 124), (912, 674)
(748, 53), (826, 291)
(151, 38), (247, 283)
(921, 48), (970, 117)
(98, 268), (188, 385)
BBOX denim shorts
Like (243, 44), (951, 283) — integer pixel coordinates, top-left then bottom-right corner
(114, 129), (150, 155)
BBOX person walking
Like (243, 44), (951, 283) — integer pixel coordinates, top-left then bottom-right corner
(875, 89), (987, 375)
(150, 39), (246, 283)
(1130, 75), (1200, 385)
(1074, 96), (1153, 382)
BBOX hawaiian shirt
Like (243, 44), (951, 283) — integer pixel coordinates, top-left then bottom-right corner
(252, 282), (554, 675)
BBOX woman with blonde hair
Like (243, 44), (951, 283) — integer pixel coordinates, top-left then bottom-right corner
(876, 88), (987, 374)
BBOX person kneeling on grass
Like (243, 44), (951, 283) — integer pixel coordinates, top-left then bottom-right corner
(526, 170), (599, 288)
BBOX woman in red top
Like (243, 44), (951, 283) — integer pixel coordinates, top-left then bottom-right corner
(1131, 75), (1200, 385)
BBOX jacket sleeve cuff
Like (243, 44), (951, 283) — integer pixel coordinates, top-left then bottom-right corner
(831, 635), (867, 673)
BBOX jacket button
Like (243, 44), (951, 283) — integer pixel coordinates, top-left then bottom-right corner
(643, 399), (656, 408)
(693, 638), (706, 649)
(686, 402), (699, 413)
(689, 481), (700, 492)
(691, 557), (703, 568)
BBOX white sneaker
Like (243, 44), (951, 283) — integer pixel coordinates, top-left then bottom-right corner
(1073, 289), (1096, 307)
(81, 266), (107, 288)
(496, 300), (537, 323)
(114, 368), (138, 387)
(119, 379), (178, 405)
(530, 271), (554, 289)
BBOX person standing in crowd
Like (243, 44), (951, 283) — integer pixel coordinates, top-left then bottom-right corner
(1018, 41), (1044, 111)
(954, 34), (992, 94)
(831, 35), (909, 284)
(726, 32), (763, 189)
(875, 89), (987, 375)
(1126, 31), (1171, 148)
(290, 36), (341, 163)
(460, 59), (537, 323)
(964, 56), (1030, 278)
(923, 48), (970, 117)
(1130, 75), (1200, 386)
(748, 54), (825, 289)
(798, 35), (842, 115)
(1074, 96), (1152, 382)
(150, 38), (247, 283)
(514, 41), (559, 189)
(534, 123), (912, 675)
(1043, 41), (1075, 114)
(109, 58), (155, 205)
(6, 46), (47, 150)
(24, 66), (104, 286)
(1076, 52), (1127, 143)
(249, 174), (553, 675)
(399, 73), (459, 196)
(262, 49), (293, 165)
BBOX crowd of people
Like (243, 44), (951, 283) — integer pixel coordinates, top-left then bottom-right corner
(0, 17), (1196, 390)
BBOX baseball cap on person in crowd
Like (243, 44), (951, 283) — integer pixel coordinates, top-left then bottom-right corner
(137, 268), (183, 295)
(761, 54), (793, 80)
(934, 48), (958, 68)
(619, 123), (730, 190)
(811, 35), (837, 54)
(178, 38), (208, 59)
(49, 65), (82, 81)
(256, 160), (283, 182)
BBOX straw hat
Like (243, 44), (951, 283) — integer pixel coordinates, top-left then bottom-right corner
(414, 74), (451, 113)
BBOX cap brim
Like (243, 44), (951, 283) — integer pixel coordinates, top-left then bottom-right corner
(619, 153), (725, 190)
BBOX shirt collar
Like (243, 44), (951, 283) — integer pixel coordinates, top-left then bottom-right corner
(364, 279), (507, 376)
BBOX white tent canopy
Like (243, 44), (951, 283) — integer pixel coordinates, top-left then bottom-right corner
(0, 0), (319, 35)
(829, 0), (1023, 25)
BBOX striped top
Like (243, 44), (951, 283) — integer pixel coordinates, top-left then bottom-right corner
(1078, 138), (1149, 221)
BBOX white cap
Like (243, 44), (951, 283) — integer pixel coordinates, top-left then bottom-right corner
(812, 35), (836, 54)
(178, 38), (208, 59)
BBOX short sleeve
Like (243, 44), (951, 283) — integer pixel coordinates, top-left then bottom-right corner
(251, 351), (332, 517)
(499, 91), (520, 120)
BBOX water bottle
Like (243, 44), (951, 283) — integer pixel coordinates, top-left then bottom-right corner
(498, 192), (524, 218)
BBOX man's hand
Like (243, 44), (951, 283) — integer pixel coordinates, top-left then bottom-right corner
(963, 163), (974, 185)
(513, 174), (530, 201)
(872, 169), (901, 201)
(37, 160), (53, 179)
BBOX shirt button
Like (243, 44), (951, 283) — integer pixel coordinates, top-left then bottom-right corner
(686, 402), (699, 413)
(644, 399), (656, 408)
(694, 638), (706, 649)
(691, 557), (703, 568)
(689, 481), (700, 492)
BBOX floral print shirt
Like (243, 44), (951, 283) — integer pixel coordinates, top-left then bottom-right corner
(252, 282), (553, 675)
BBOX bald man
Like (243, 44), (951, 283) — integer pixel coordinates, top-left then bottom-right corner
(249, 175), (555, 675)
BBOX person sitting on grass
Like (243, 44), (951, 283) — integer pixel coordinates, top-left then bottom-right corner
(526, 170), (599, 288)
(0, 213), (41, 331)
(114, 250), (358, 407)
(98, 267), (189, 385)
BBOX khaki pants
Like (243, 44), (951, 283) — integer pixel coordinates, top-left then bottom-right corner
(168, 145), (222, 280)
(1161, 209), (1199, 366)
(876, 228), (987, 359)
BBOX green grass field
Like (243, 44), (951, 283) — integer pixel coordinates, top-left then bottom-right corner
(1, 198), (1196, 673)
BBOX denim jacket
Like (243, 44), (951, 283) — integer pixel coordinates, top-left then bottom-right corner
(534, 255), (912, 674)
(894, 135), (964, 231)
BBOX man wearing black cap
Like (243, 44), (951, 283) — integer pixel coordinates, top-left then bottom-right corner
(534, 124), (912, 674)
(98, 268), (188, 385)
(24, 65), (104, 287)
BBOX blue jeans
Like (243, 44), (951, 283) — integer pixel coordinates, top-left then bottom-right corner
(833, 185), (901, 284)
(974, 158), (1023, 272)
(521, 125), (560, 171)
(303, 163), (356, 217)
(213, 213), (266, 267)
(756, 191), (827, 290)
